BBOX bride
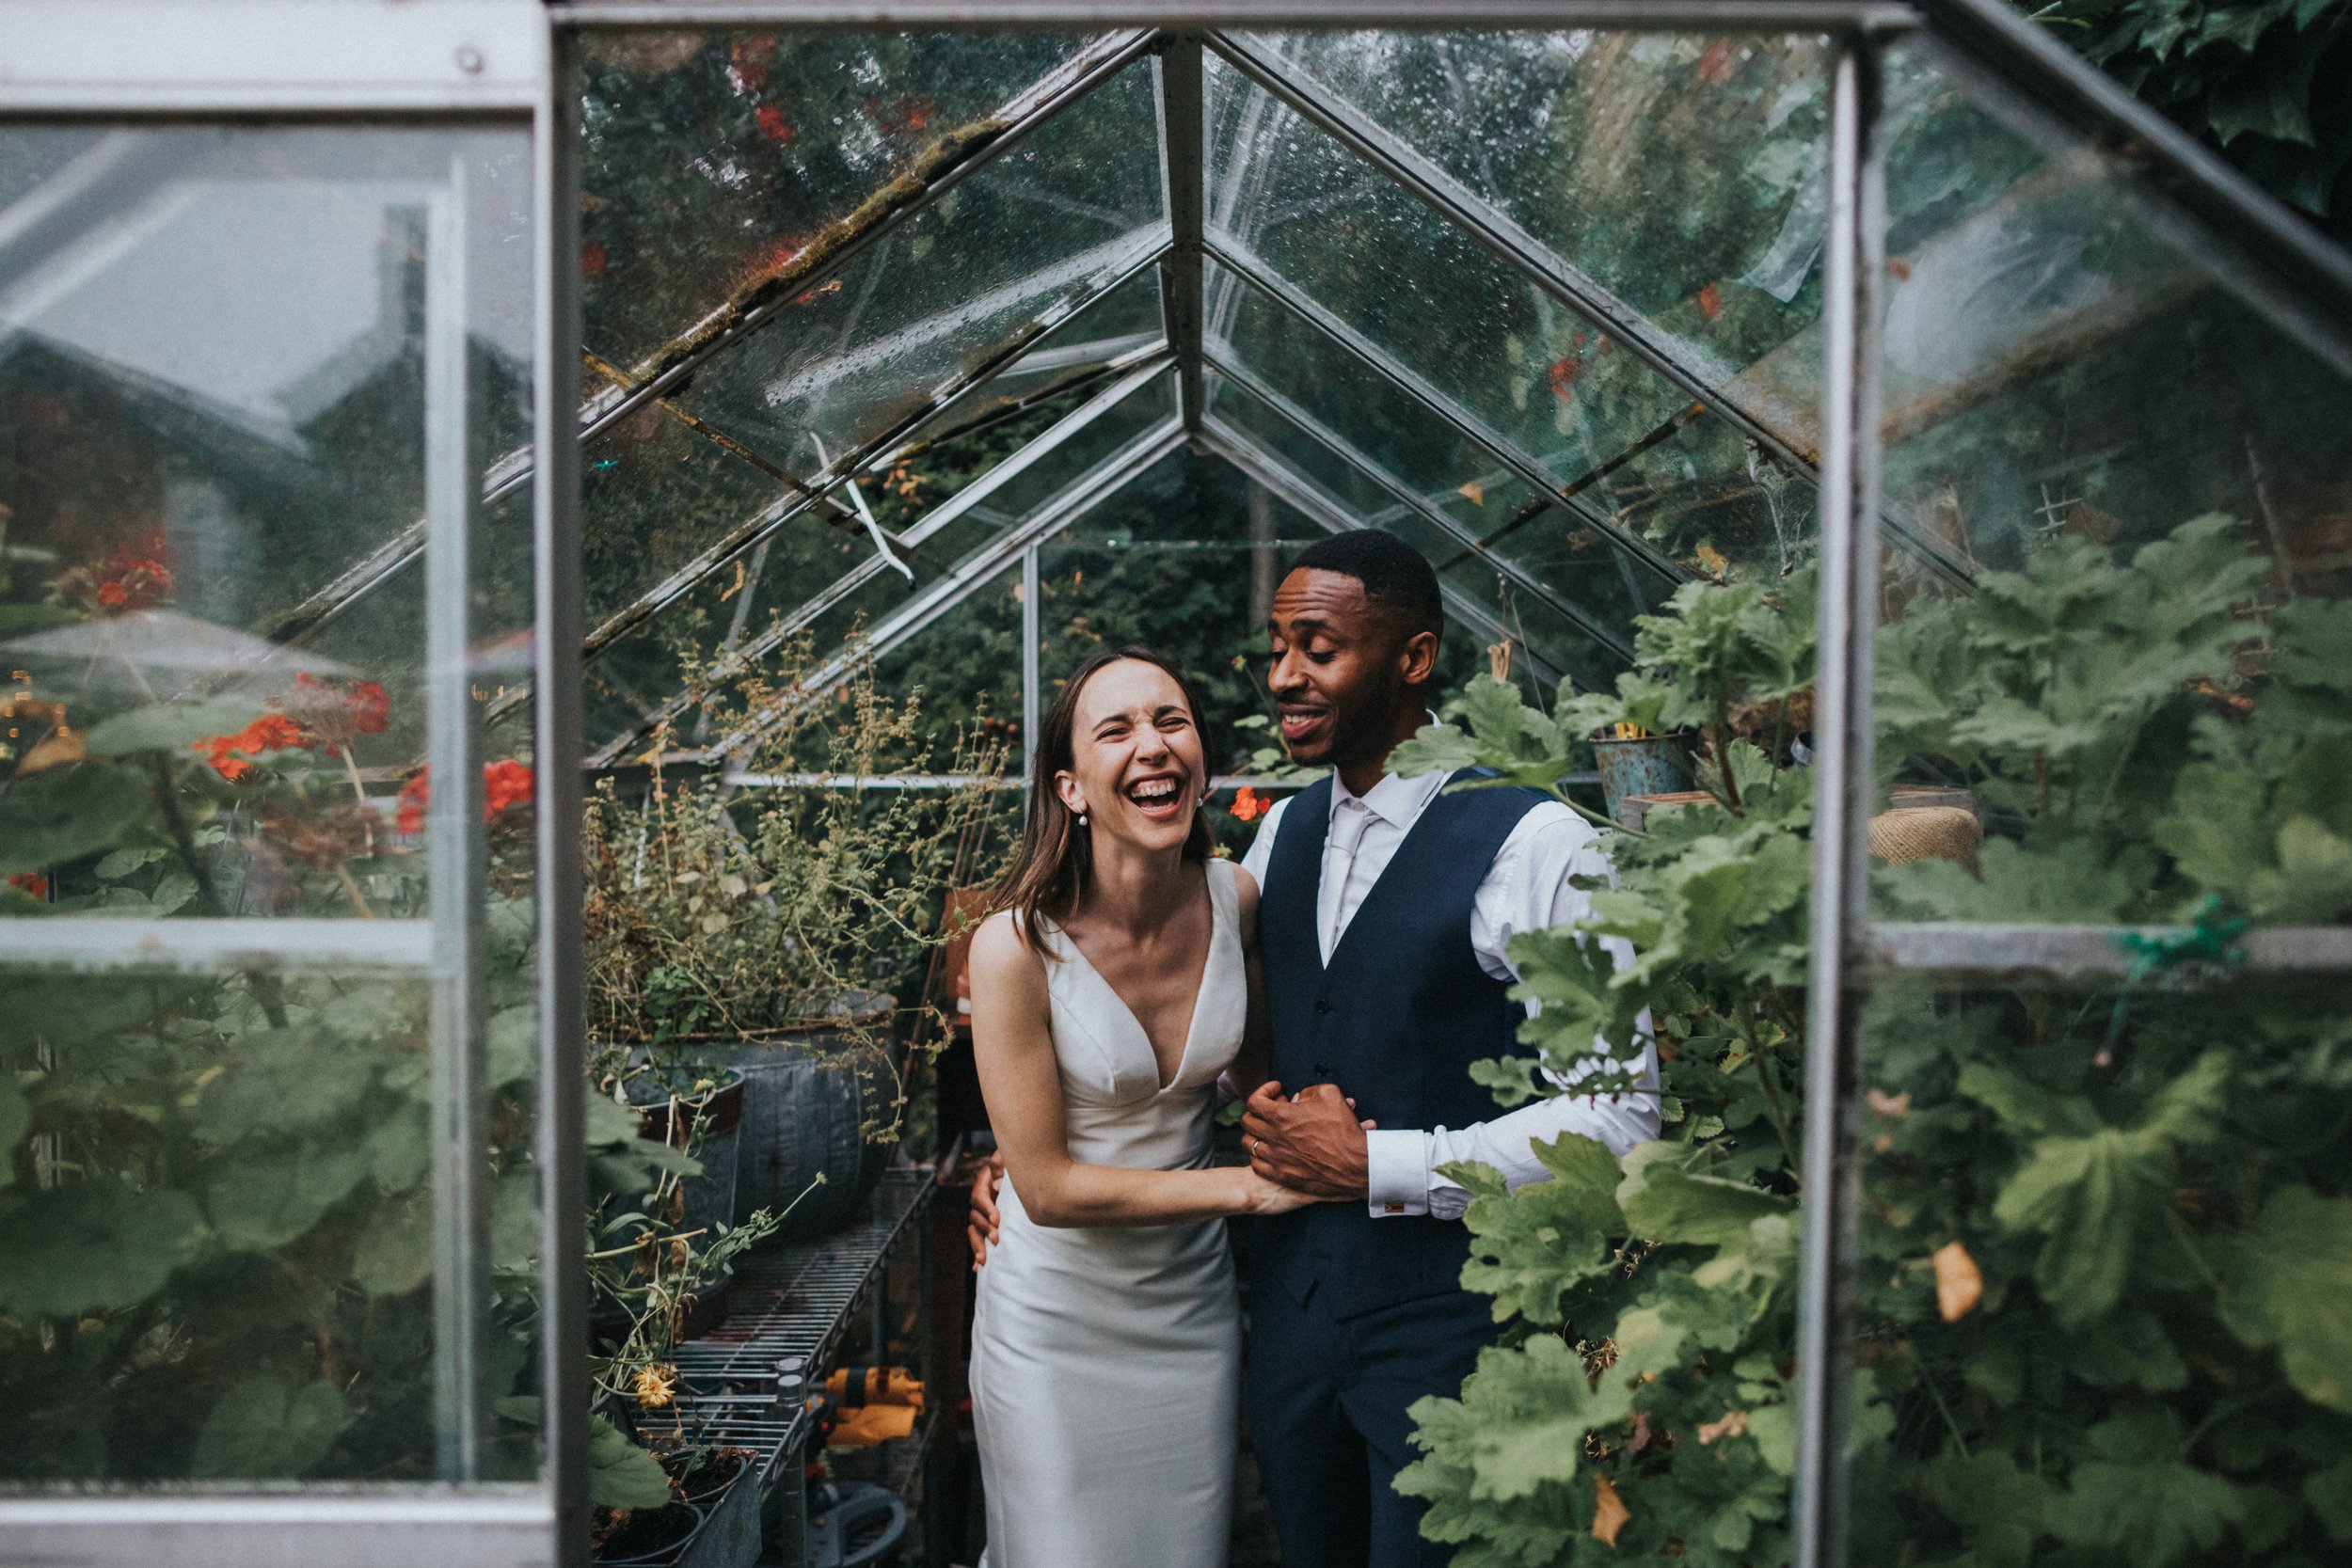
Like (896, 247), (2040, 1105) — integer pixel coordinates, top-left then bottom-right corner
(963, 645), (1329, 1568)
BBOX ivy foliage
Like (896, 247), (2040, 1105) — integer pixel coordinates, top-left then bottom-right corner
(1392, 514), (2352, 1565)
(2020, 0), (2352, 234)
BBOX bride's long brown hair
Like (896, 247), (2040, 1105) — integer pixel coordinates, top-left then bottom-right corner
(992, 645), (1216, 959)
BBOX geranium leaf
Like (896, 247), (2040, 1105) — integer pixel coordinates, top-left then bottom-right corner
(0, 1180), (206, 1314)
(189, 1376), (349, 1480)
(2217, 1183), (2352, 1414)
(0, 763), (152, 876)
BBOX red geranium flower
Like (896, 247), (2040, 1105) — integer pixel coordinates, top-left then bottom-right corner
(8, 872), (49, 901)
(61, 534), (175, 617)
(1229, 785), (1264, 823)
(292, 673), (389, 748)
(484, 758), (535, 817)
(396, 768), (431, 836)
(193, 713), (310, 782)
(395, 758), (533, 837)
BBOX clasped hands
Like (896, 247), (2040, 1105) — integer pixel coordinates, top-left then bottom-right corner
(1239, 1080), (1375, 1202)
(966, 1080), (1377, 1270)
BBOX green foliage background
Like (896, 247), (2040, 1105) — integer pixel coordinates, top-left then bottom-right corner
(2021, 0), (2352, 239)
(1391, 515), (2352, 1566)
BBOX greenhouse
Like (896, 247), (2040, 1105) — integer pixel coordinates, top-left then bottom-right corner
(2, 1), (2349, 1566)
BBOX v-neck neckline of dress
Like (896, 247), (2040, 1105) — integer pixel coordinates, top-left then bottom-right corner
(1057, 868), (1220, 1095)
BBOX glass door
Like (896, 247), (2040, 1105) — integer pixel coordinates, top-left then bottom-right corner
(0, 5), (579, 1563)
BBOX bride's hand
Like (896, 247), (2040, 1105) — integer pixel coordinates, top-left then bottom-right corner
(1236, 1164), (1326, 1217)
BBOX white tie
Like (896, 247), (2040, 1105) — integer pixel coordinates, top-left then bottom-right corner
(1321, 803), (1373, 963)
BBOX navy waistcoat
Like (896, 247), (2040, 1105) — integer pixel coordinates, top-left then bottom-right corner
(1252, 770), (1544, 1320)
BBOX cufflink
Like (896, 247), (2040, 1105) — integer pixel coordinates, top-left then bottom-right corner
(1383, 1202), (1405, 1215)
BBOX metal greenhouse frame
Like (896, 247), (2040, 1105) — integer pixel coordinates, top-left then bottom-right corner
(2, 3), (2349, 1566)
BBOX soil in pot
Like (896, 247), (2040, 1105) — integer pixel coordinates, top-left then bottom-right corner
(592, 1501), (702, 1565)
(712, 990), (898, 1243)
(665, 1446), (754, 1507)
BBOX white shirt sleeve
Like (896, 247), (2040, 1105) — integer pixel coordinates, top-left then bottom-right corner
(1238, 793), (1289, 888)
(1364, 803), (1661, 1220)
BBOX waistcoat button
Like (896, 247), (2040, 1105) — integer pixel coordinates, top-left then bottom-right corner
(1313, 999), (1331, 1015)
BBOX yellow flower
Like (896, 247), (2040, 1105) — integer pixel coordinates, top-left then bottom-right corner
(631, 1363), (677, 1409)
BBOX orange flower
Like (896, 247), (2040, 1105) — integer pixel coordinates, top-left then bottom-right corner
(8, 872), (49, 901)
(395, 758), (533, 837)
(396, 768), (431, 836)
(193, 713), (309, 781)
(1697, 280), (1724, 321)
(1229, 785), (1264, 823)
(484, 758), (534, 817)
(755, 103), (795, 143)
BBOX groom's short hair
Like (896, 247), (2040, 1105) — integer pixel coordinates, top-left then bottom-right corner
(1287, 530), (1442, 641)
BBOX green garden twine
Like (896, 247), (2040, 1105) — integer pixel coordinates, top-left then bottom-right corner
(2099, 894), (2250, 1065)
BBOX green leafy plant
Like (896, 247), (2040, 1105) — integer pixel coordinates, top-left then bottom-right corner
(1393, 515), (2352, 1565)
(2019, 0), (2352, 232)
(582, 632), (1006, 1101)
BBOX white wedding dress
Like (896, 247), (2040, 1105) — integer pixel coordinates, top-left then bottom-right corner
(968, 859), (1244, 1568)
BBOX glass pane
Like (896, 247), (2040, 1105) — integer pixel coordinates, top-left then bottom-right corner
(1204, 276), (1677, 636)
(580, 401), (802, 629)
(1877, 41), (2352, 584)
(0, 963), (540, 1485)
(580, 29), (1100, 372)
(1868, 43), (2352, 929)
(1206, 55), (1697, 514)
(587, 373), (1176, 760)
(871, 562), (1025, 741)
(1441, 559), (1625, 696)
(1237, 31), (1834, 379)
(671, 60), (1167, 485)
(1607, 411), (1822, 583)
(878, 260), (1167, 462)
(906, 371), (1176, 584)
(1855, 974), (2351, 1567)
(0, 126), (531, 922)
(1201, 367), (1401, 523)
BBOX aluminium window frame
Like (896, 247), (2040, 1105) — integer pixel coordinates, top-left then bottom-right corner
(0, 4), (585, 1567)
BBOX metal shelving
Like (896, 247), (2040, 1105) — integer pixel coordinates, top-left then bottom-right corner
(659, 1168), (942, 1567)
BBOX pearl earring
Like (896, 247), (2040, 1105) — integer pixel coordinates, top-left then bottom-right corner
(1077, 811), (1089, 826)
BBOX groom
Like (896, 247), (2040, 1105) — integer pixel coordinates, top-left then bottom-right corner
(1232, 529), (1657, 1568)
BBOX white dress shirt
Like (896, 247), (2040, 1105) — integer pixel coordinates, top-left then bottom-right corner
(1240, 765), (1661, 1220)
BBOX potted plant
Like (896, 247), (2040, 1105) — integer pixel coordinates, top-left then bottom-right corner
(582, 633), (1006, 1243)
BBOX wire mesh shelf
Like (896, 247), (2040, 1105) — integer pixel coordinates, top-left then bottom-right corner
(670, 1168), (934, 1396)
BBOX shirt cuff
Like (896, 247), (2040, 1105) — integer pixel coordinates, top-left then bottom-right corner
(1364, 1129), (1432, 1218)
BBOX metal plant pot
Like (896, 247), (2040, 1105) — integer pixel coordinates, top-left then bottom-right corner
(1591, 734), (1695, 823)
(624, 1068), (746, 1244)
(707, 990), (897, 1244)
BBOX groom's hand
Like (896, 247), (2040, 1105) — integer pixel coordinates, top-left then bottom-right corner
(967, 1151), (1005, 1270)
(1243, 1081), (1372, 1202)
